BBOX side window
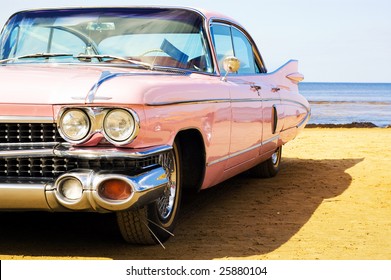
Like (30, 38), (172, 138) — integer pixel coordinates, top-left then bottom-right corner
(232, 28), (259, 74)
(211, 24), (234, 75)
(211, 23), (261, 75)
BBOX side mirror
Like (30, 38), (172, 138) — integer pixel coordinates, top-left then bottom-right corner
(222, 56), (240, 81)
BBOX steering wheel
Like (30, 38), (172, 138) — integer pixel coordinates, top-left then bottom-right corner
(139, 49), (168, 56)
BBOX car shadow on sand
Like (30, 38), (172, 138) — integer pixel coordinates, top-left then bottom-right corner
(0, 157), (363, 259)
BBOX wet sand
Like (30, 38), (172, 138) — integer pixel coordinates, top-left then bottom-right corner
(1, 128), (390, 259)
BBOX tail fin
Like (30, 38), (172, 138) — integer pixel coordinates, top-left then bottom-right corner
(268, 60), (304, 85)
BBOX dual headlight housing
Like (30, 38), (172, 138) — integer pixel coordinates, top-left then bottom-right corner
(58, 107), (139, 145)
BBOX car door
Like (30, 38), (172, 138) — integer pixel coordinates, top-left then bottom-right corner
(211, 23), (280, 170)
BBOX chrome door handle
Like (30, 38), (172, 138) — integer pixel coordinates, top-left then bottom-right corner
(272, 87), (280, 92)
(251, 85), (261, 91)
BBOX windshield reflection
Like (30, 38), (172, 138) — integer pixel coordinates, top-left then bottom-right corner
(0, 8), (214, 73)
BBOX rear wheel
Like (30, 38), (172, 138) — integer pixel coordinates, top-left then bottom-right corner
(116, 142), (182, 245)
(250, 146), (282, 178)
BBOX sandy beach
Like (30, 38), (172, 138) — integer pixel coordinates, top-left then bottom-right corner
(0, 127), (390, 260)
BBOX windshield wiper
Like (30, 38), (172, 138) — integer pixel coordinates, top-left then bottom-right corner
(1, 53), (155, 70)
(0, 53), (74, 64)
(74, 54), (152, 70)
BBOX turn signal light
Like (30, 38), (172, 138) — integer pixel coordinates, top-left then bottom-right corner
(58, 178), (83, 200)
(99, 179), (132, 200)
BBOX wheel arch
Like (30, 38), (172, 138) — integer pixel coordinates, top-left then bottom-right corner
(175, 129), (206, 192)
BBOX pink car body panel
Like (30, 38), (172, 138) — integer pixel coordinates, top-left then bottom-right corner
(0, 61), (309, 190)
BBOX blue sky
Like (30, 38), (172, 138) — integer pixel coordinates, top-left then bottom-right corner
(1, 0), (390, 82)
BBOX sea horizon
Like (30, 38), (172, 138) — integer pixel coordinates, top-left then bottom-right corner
(298, 82), (391, 128)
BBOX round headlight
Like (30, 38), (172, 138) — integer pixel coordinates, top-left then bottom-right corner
(60, 109), (90, 141)
(103, 109), (136, 143)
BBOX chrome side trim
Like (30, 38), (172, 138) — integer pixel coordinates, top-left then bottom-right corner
(280, 98), (311, 112)
(296, 108), (311, 128)
(147, 97), (279, 107)
(147, 98), (266, 106)
(0, 116), (53, 123)
(207, 135), (279, 166)
(263, 135), (280, 145)
(147, 98), (230, 106)
(147, 97), (309, 110)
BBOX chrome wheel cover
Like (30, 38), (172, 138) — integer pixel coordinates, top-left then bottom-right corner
(157, 151), (177, 220)
(271, 148), (280, 166)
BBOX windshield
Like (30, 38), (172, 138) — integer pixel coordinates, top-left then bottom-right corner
(0, 8), (214, 73)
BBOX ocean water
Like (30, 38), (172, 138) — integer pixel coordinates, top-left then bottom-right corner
(298, 83), (391, 127)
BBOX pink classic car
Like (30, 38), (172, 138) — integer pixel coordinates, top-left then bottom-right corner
(0, 7), (310, 245)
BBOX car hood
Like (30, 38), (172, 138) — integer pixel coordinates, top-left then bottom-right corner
(0, 64), (218, 106)
(0, 64), (181, 103)
(0, 64), (128, 104)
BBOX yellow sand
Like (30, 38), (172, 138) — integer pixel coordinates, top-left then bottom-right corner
(1, 128), (390, 259)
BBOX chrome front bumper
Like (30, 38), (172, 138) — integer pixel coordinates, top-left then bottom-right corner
(0, 144), (171, 212)
(0, 143), (172, 159)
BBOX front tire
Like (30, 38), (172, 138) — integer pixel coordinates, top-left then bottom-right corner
(250, 146), (282, 178)
(116, 142), (182, 245)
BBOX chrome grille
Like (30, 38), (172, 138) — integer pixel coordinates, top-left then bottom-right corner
(0, 122), (162, 180)
(0, 123), (63, 143)
(0, 156), (161, 180)
(0, 158), (75, 178)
